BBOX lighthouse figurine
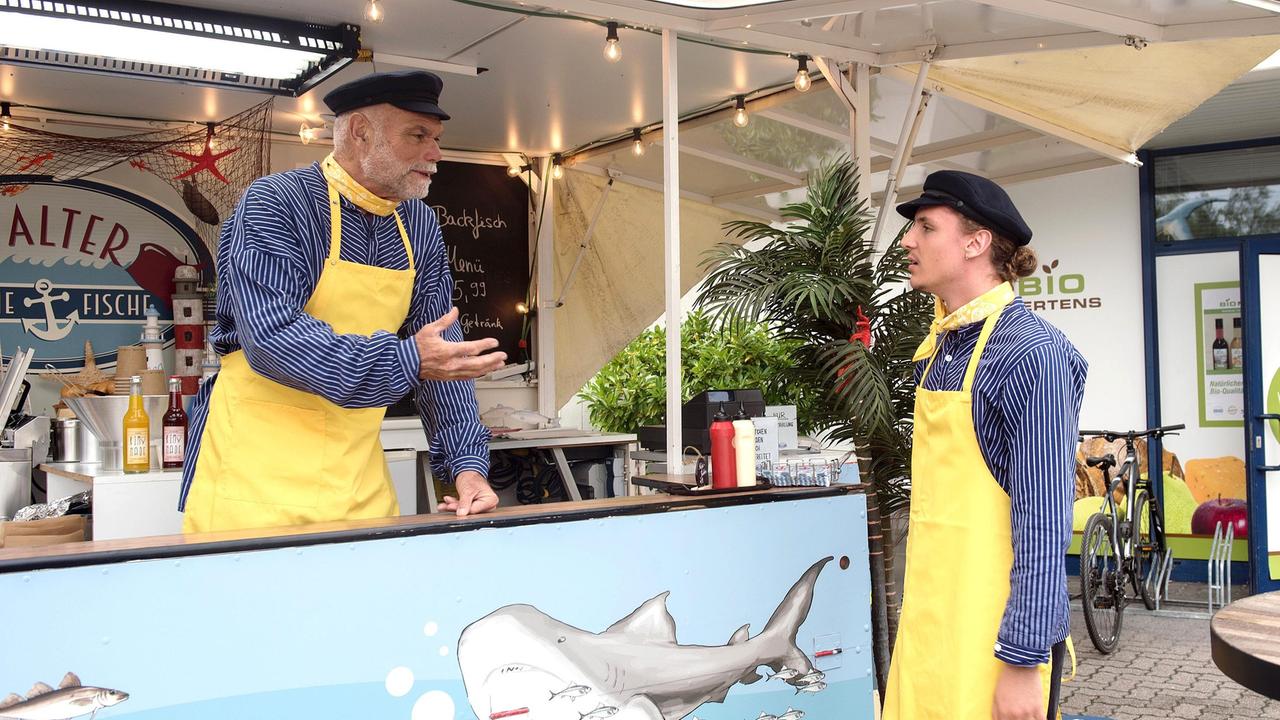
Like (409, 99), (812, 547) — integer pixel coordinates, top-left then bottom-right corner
(141, 305), (164, 371)
(170, 264), (205, 395)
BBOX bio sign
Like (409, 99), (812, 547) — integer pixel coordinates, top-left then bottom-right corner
(1017, 258), (1102, 311)
(1, 179), (212, 370)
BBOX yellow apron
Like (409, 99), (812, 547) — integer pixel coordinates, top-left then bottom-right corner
(182, 174), (412, 533)
(883, 306), (1062, 719)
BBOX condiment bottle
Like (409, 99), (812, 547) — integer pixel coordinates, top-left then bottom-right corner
(709, 403), (737, 489)
(732, 405), (757, 487)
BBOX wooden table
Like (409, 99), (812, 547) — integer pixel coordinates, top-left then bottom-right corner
(1210, 591), (1280, 699)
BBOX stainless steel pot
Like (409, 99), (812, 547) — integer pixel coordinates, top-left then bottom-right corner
(52, 418), (81, 463)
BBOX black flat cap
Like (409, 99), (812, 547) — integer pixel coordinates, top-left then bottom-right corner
(896, 170), (1032, 245)
(323, 70), (450, 120)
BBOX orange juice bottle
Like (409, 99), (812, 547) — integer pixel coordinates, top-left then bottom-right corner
(123, 375), (151, 473)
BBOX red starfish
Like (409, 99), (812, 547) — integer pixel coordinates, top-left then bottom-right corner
(169, 142), (238, 184)
(129, 159), (151, 171)
(1, 184), (29, 197)
(16, 152), (54, 172)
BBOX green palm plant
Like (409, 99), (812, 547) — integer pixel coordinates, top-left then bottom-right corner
(694, 156), (933, 694)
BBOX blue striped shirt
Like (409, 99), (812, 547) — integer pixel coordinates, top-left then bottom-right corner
(914, 297), (1087, 667)
(179, 163), (490, 511)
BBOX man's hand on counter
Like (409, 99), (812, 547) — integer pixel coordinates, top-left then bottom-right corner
(414, 307), (507, 381)
(438, 471), (499, 517)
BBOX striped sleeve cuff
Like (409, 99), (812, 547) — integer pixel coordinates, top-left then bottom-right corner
(397, 337), (421, 388)
(450, 454), (490, 480)
(994, 640), (1049, 667)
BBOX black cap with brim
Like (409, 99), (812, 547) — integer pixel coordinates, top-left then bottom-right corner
(895, 170), (1032, 246)
(323, 70), (451, 120)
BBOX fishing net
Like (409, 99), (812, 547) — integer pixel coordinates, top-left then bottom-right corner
(0, 99), (273, 253)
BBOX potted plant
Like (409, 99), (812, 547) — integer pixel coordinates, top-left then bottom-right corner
(695, 156), (932, 693)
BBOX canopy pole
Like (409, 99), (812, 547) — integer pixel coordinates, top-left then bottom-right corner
(555, 176), (614, 308)
(662, 28), (683, 469)
(814, 57), (871, 203)
(536, 155), (557, 420)
(869, 60), (931, 250)
(852, 62), (872, 206)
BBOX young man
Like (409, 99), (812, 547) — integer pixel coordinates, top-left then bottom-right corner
(881, 171), (1086, 720)
(180, 71), (506, 533)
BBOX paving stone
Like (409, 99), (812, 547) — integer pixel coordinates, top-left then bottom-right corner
(1060, 604), (1280, 720)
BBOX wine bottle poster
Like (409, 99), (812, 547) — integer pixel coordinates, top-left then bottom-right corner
(1195, 281), (1244, 427)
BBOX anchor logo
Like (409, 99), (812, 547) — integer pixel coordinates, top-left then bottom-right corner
(22, 278), (81, 342)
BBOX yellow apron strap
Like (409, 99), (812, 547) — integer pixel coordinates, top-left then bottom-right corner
(392, 210), (414, 272)
(327, 182), (414, 272)
(326, 182), (344, 266)
(962, 307), (1005, 393)
(1065, 636), (1077, 682)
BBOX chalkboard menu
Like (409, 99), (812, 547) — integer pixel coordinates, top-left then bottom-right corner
(423, 160), (531, 358)
(387, 161), (531, 418)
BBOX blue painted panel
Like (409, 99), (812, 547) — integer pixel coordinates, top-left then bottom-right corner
(0, 494), (874, 720)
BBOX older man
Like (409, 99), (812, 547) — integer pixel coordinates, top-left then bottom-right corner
(180, 70), (505, 533)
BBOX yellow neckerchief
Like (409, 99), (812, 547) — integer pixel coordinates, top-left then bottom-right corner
(912, 281), (1016, 362)
(321, 154), (398, 217)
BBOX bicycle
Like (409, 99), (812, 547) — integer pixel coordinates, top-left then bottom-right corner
(1076, 423), (1185, 654)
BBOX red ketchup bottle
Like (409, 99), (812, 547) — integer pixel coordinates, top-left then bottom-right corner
(709, 403), (738, 489)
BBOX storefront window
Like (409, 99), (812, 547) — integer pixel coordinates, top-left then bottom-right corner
(1153, 143), (1280, 241)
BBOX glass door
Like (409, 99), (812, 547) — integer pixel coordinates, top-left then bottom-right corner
(1242, 237), (1280, 593)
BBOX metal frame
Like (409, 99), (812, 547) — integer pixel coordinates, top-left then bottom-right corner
(1139, 135), (1280, 593)
(0, 0), (359, 95)
(1241, 235), (1280, 594)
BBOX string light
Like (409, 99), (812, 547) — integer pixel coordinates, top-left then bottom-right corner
(551, 154), (565, 180)
(516, 301), (529, 314)
(631, 128), (644, 157)
(365, 0), (385, 24)
(507, 163), (531, 177)
(298, 122), (314, 144)
(603, 22), (621, 63)
(793, 55), (812, 92)
(732, 95), (749, 128)
(0, 102), (10, 131)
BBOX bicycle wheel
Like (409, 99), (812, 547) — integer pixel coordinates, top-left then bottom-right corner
(1080, 512), (1125, 654)
(1132, 490), (1159, 611)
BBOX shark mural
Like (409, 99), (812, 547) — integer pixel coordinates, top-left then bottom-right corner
(457, 557), (833, 720)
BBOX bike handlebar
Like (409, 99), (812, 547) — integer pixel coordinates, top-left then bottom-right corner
(1079, 424), (1185, 441)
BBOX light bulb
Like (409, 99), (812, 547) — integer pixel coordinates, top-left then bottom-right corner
(516, 301), (529, 314)
(299, 122), (313, 144)
(365, 0), (385, 25)
(794, 68), (811, 92)
(732, 96), (749, 128)
(603, 22), (621, 63)
(631, 129), (644, 157)
(507, 164), (521, 177)
(793, 55), (812, 92)
(552, 163), (564, 180)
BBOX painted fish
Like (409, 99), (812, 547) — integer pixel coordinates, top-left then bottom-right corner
(777, 707), (805, 720)
(549, 684), (592, 701)
(755, 712), (778, 720)
(794, 682), (826, 695)
(795, 671), (825, 685)
(458, 558), (832, 720)
(579, 705), (619, 720)
(765, 667), (801, 682)
(0, 672), (128, 720)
